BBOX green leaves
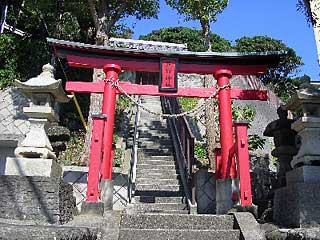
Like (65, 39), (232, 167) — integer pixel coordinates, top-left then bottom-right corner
(140, 27), (232, 52)
(178, 97), (199, 111)
(165, 0), (228, 23)
(235, 36), (303, 101)
(232, 105), (256, 124)
(232, 104), (266, 151)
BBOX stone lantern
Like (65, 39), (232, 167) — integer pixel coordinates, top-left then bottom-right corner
(263, 106), (298, 187)
(3, 64), (70, 177)
(273, 80), (320, 228)
(284, 81), (320, 168)
(0, 64), (76, 224)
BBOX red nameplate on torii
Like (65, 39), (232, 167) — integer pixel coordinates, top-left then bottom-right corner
(159, 58), (178, 92)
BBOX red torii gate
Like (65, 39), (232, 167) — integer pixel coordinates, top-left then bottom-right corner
(48, 38), (284, 213)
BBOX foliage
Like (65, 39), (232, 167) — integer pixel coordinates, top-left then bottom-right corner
(297, 0), (314, 26)
(0, 0), (146, 89)
(58, 130), (86, 166)
(166, 0), (228, 22)
(165, 0), (228, 50)
(232, 104), (266, 151)
(140, 27), (232, 52)
(234, 36), (303, 101)
(248, 134), (266, 151)
(109, 23), (134, 39)
(0, 34), (19, 89)
(178, 97), (199, 111)
(195, 142), (207, 160)
(113, 148), (123, 168)
(87, 0), (159, 43)
(232, 105), (255, 126)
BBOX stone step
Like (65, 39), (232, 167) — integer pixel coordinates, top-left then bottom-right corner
(135, 189), (184, 198)
(138, 126), (168, 132)
(138, 143), (173, 149)
(135, 184), (183, 193)
(138, 132), (170, 139)
(136, 172), (180, 180)
(134, 196), (185, 204)
(138, 146), (173, 153)
(118, 229), (240, 240)
(136, 178), (180, 185)
(138, 139), (172, 146)
(132, 203), (188, 214)
(121, 214), (235, 230)
(143, 155), (175, 161)
(138, 150), (173, 157)
(136, 168), (178, 176)
(138, 159), (175, 165)
(136, 163), (177, 171)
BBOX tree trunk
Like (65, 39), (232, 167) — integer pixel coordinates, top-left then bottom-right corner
(80, 68), (105, 165)
(309, 0), (320, 65)
(82, 0), (124, 165)
(200, 19), (218, 168)
(204, 75), (220, 170)
(80, 1), (109, 164)
(200, 19), (212, 52)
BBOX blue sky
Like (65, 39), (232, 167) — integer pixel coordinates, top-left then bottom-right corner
(124, 0), (319, 80)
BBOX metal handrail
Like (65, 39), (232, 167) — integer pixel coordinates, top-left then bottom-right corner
(161, 96), (197, 213)
(128, 96), (141, 203)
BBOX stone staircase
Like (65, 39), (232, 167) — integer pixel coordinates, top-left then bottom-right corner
(131, 95), (187, 214)
(119, 96), (241, 240)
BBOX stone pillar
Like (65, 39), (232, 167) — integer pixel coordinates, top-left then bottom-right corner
(0, 64), (75, 224)
(263, 106), (298, 188)
(273, 80), (320, 228)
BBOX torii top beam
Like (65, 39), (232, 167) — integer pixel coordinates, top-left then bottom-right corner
(47, 38), (286, 76)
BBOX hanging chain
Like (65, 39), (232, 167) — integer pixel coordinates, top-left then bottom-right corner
(107, 77), (231, 119)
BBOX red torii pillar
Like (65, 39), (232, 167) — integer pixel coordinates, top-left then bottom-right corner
(214, 69), (239, 214)
(85, 64), (121, 209)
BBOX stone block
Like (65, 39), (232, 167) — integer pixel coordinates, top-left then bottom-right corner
(273, 181), (320, 228)
(232, 212), (265, 240)
(1, 157), (62, 177)
(286, 165), (320, 185)
(195, 168), (216, 214)
(0, 176), (75, 224)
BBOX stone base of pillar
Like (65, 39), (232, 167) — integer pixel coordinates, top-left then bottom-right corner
(216, 178), (232, 214)
(100, 179), (113, 211)
(1, 157), (62, 177)
(273, 166), (320, 228)
(80, 201), (104, 216)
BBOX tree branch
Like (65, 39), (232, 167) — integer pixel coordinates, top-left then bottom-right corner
(87, 0), (99, 30)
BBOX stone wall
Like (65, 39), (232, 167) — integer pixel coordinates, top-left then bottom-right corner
(0, 88), (30, 135)
(0, 88), (30, 160)
(0, 176), (75, 224)
(0, 221), (98, 240)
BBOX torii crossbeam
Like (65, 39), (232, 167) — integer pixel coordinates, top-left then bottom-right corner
(48, 38), (285, 213)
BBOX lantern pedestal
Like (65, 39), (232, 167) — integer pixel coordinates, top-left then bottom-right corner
(273, 166), (320, 228)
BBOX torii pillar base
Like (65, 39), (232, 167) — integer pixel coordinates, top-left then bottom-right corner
(100, 179), (113, 211)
